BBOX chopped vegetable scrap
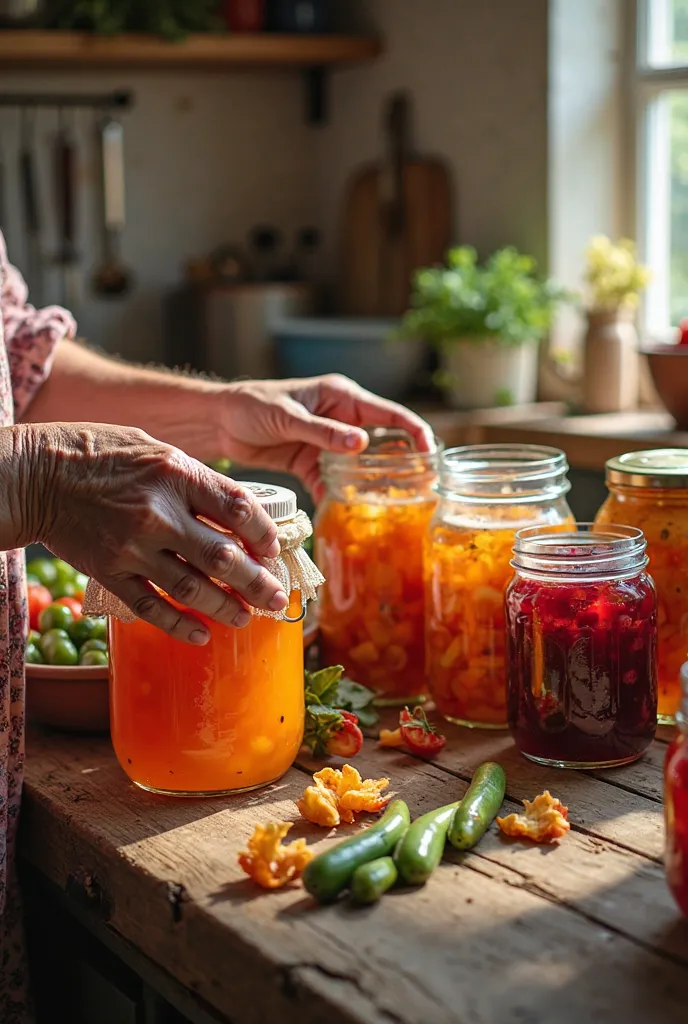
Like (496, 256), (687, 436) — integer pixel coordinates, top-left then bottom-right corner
(378, 727), (404, 748)
(297, 764), (390, 827)
(238, 821), (314, 889)
(378, 707), (447, 758)
(497, 790), (570, 844)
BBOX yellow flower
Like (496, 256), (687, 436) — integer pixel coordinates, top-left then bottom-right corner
(297, 764), (390, 826)
(238, 821), (313, 889)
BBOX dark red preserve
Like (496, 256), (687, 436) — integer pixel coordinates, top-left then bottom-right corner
(665, 663), (688, 917)
(506, 524), (658, 768)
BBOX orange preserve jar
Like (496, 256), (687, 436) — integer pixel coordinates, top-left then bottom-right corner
(595, 450), (688, 725)
(425, 444), (574, 728)
(315, 428), (439, 703)
(108, 483), (319, 796)
(665, 663), (688, 917)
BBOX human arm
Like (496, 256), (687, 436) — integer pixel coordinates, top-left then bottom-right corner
(1, 420), (287, 643)
(23, 339), (434, 497)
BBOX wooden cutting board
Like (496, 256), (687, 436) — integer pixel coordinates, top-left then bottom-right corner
(341, 94), (452, 317)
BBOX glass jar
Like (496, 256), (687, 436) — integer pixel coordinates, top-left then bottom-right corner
(665, 662), (688, 917)
(595, 449), (688, 725)
(425, 444), (574, 728)
(109, 483), (314, 796)
(506, 524), (658, 768)
(315, 428), (439, 702)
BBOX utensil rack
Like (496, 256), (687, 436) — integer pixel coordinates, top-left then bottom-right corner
(0, 90), (133, 110)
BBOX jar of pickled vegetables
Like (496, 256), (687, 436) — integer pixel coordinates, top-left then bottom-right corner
(315, 428), (440, 703)
(665, 662), (688, 917)
(595, 449), (688, 725)
(506, 523), (658, 768)
(425, 444), (573, 728)
(96, 484), (323, 796)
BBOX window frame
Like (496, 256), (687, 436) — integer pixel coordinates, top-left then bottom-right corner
(634, 0), (688, 333)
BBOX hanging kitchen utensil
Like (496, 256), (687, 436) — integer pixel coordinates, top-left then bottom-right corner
(93, 114), (132, 297)
(18, 106), (43, 305)
(378, 93), (408, 316)
(248, 225), (282, 282)
(53, 106), (81, 310)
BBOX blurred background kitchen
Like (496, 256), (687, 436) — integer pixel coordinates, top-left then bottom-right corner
(1, 0), (688, 511)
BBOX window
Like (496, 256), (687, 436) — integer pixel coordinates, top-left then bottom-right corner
(638, 0), (688, 332)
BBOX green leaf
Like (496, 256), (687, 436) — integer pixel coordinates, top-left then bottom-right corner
(303, 703), (343, 757)
(336, 679), (376, 710)
(304, 665), (344, 706)
(354, 706), (380, 729)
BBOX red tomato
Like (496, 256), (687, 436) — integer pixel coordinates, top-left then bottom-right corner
(27, 584), (54, 631)
(54, 596), (83, 619)
(678, 318), (688, 345)
(399, 706), (447, 758)
(326, 711), (364, 758)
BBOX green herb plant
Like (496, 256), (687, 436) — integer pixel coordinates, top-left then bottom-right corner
(47, 0), (221, 39)
(399, 245), (567, 348)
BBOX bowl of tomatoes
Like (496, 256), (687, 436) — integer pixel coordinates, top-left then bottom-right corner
(26, 557), (110, 734)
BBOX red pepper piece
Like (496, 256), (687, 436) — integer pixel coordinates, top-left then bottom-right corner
(399, 706), (447, 758)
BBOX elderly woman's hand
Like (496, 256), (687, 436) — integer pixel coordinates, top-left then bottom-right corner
(21, 423), (288, 644)
(219, 375), (434, 499)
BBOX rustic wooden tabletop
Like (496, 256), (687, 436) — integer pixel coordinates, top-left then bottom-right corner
(19, 721), (688, 1024)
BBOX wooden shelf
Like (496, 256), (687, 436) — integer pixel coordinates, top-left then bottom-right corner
(0, 30), (382, 70)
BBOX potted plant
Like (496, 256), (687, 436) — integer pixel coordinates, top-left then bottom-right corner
(582, 235), (651, 413)
(398, 246), (564, 409)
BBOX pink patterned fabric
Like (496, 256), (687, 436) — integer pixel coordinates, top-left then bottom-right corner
(0, 232), (75, 1022)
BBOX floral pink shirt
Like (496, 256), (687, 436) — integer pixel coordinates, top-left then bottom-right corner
(0, 232), (75, 1023)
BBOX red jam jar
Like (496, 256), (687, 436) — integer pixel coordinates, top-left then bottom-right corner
(506, 524), (658, 768)
(665, 663), (688, 917)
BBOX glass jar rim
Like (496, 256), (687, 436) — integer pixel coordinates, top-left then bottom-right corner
(511, 523), (648, 580)
(438, 443), (570, 502)
(319, 436), (442, 476)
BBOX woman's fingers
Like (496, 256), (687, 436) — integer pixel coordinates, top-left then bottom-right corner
(175, 517), (288, 613)
(144, 552), (253, 628)
(107, 575), (213, 645)
(188, 468), (280, 559)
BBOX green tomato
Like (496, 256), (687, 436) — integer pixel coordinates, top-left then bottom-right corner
(68, 617), (100, 647)
(79, 649), (108, 668)
(49, 580), (78, 600)
(52, 559), (77, 586)
(38, 603), (75, 634)
(26, 574), (41, 587)
(79, 638), (107, 655)
(44, 637), (79, 667)
(26, 558), (58, 588)
(25, 642), (44, 665)
(88, 618), (107, 643)
(74, 572), (89, 592)
(39, 628), (70, 658)
(28, 629), (41, 646)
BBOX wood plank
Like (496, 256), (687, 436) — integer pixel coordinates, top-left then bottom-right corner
(0, 30), (382, 70)
(21, 729), (688, 1024)
(478, 412), (688, 471)
(414, 401), (567, 449)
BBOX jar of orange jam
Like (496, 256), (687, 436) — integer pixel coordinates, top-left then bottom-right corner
(315, 428), (439, 703)
(425, 444), (574, 728)
(595, 450), (688, 725)
(108, 483), (319, 796)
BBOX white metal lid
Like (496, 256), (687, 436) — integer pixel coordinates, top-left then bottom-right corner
(243, 482), (298, 522)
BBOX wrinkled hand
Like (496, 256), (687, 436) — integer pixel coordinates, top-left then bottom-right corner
(22, 423), (288, 644)
(219, 375), (433, 499)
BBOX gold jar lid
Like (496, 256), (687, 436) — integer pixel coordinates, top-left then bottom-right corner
(605, 449), (688, 489)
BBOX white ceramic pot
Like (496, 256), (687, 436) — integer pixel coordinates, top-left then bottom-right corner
(440, 337), (539, 409)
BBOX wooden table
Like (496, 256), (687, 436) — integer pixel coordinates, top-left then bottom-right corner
(19, 720), (688, 1024)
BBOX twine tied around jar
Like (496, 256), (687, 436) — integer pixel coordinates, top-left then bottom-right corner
(82, 510), (324, 624)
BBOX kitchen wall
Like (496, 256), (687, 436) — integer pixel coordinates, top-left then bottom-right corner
(2, 0), (552, 363)
(1, 69), (314, 362)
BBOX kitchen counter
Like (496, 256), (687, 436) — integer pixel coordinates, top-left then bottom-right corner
(19, 722), (688, 1024)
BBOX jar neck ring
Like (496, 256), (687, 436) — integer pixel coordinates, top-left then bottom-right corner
(511, 523), (648, 582)
(438, 443), (570, 504)
(320, 441), (441, 492)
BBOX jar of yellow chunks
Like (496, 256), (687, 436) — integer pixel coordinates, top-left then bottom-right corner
(425, 444), (574, 728)
(315, 428), (440, 703)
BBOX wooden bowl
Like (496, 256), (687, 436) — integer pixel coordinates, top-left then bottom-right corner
(646, 347), (688, 429)
(26, 663), (110, 734)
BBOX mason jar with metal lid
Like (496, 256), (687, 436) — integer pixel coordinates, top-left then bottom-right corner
(595, 449), (688, 724)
